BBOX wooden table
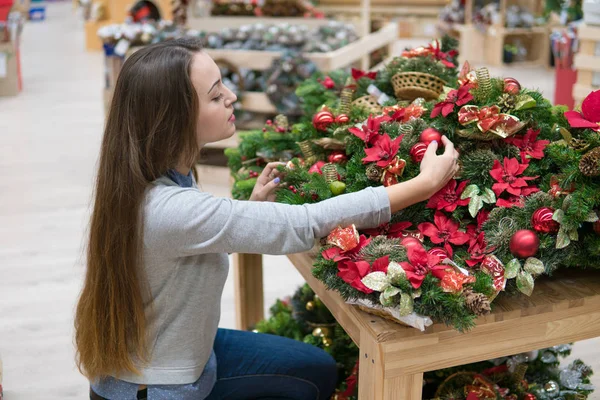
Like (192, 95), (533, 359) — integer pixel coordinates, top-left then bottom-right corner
(234, 252), (600, 399)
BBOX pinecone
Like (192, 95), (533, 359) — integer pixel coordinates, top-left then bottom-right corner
(366, 164), (384, 182)
(463, 288), (491, 316)
(498, 93), (516, 112)
(579, 146), (600, 177)
(570, 138), (590, 152)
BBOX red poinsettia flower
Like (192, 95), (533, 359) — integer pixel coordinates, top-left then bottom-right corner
(490, 157), (538, 197)
(418, 212), (471, 258)
(361, 221), (412, 238)
(337, 260), (372, 293)
(322, 235), (371, 262)
(351, 68), (377, 81)
(426, 179), (471, 212)
(431, 84), (473, 118)
(319, 76), (335, 89)
(467, 209), (491, 245)
(362, 133), (404, 168)
(466, 232), (490, 267)
(348, 115), (387, 145)
(389, 104), (425, 123)
(496, 194), (527, 208)
(337, 255), (389, 294)
(399, 238), (448, 289)
(565, 89), (600, 131)
(505, 128), (550, 163)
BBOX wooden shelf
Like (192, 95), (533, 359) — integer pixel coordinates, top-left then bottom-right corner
(575, 53), (600, 73)
(494, 26), (550, 35)
(575, 23), (600, 42)
(573, 24), (600, 106)
(187, 16), (360, 33)
(205, 22), (397, 73)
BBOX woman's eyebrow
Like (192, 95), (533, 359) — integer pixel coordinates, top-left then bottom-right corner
(207, 79), (221, 94)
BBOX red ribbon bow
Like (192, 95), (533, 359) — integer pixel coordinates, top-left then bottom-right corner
(381, 157), (406, 187)
(458, 105), (525, 138)
(401, 40), (457, 68)
(351, 68), (377, 81)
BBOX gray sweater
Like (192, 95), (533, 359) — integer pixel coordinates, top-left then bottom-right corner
(118, 176), (391, 385)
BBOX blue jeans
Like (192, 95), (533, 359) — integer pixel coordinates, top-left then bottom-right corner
(205, 328), (338, 400)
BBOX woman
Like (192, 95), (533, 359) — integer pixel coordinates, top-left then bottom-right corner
(74, 37), (460, 400)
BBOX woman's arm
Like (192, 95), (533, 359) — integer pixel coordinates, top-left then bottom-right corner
(146, 137), (459, 257)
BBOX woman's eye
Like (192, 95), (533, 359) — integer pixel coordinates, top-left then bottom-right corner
(213, 94), (224, 102)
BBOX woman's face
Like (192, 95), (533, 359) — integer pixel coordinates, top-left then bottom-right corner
(189, 52), (237, 147)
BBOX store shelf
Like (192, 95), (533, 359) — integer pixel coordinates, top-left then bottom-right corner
(578, 24), (600, 41)
(205, 22), (397, 72)
(575, 54), (600, 72)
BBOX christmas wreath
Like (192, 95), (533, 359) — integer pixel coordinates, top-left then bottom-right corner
(226, 36), (600, 332)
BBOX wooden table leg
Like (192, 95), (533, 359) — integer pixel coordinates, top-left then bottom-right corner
(358, 330), (423, 400)
(233, 253), (264, 330)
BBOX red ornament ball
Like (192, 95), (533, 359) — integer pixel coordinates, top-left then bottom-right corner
(531, 207), (559, 234)
(312, 111), (335, 131)
(428, 247), (449, 261)
(410, 142), (428, 163)
(594, 219), (600, 235)
(523, 394), (536, 400)
(503, 77), (521, 95)
(509, 230), (540, 258)
(328, 151), (347, 164)
(308, 161), (326, 175)
(335, 114), (349, 124)
(420, 128), (442, 145)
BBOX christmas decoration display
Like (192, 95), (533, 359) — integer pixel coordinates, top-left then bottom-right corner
(256, 286), (595, 400)
(227, 36), (600, 331)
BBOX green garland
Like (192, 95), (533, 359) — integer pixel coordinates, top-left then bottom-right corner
(227, 37), (600, 331)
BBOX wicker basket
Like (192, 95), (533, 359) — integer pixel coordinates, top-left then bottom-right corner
(391, 72), (446, 101)
(351, 95), (382, 114)
(357, 305), (412, 327)
(311, 137), (346, 151)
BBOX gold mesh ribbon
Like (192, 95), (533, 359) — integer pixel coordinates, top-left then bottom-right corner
(322, 163), (338, 183)
(297, 141), (317, 165)
(475, 67), (492, 99)
(399, 124), (414, 136)
(339, 77), (355, 115)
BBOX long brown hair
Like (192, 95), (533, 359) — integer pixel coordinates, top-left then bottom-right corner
(75, 38), (202, 380)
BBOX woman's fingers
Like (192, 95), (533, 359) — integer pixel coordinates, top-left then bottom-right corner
(258, 162), (285, 185)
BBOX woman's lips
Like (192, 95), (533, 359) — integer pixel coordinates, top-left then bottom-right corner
(229, 114), (236, 122)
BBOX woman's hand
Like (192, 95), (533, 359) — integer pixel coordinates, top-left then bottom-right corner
(418, 135), (460, 194)
(249, 162), (285, 202)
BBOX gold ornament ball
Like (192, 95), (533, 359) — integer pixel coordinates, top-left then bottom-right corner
(322, 337), (333, 347)
(312, 327), (324, 337)
(305, 301), (315, 311)
(544, 380), (559, 396)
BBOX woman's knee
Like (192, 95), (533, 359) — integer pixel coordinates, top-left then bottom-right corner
(292, 344), (338, 399)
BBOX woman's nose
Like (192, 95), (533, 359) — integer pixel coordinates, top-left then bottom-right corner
(225, 86), (237, 107)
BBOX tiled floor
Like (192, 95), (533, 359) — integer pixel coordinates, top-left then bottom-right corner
(0, 3), (596, 399)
